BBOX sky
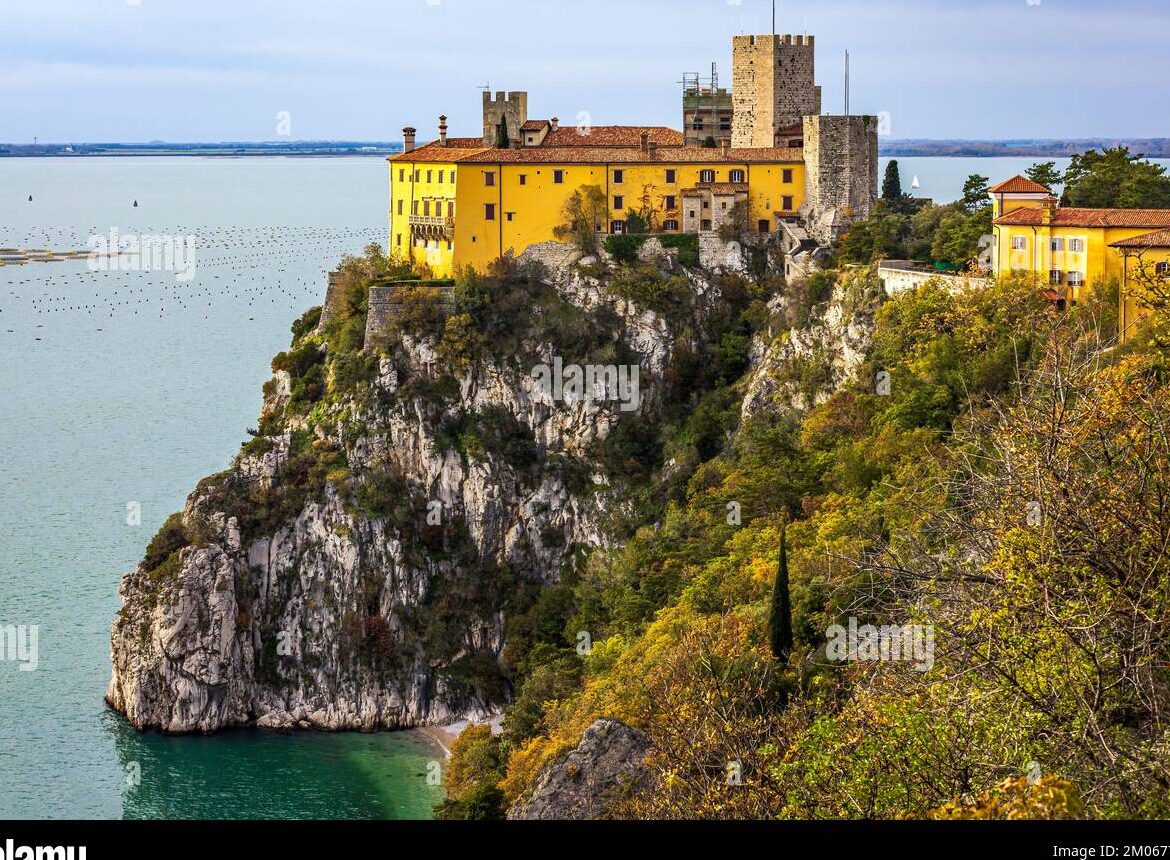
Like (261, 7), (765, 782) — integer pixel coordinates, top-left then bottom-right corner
(2, 0), (1169, 143)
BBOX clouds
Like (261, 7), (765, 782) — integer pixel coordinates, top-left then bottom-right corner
(2, 0), (1167, 142)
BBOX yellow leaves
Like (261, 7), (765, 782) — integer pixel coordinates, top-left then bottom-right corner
(930, 776), (1084, 821)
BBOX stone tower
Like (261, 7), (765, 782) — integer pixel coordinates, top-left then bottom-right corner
(482, 91), (528, 148)
(801, 114), (879, 244)
(731, 34), (821, 149)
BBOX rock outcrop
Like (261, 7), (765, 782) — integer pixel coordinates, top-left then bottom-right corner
(107, 247), (686, 734)
(508, 719), (650, 820)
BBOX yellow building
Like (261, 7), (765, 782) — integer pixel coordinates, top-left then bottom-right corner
(388, 118), (805, 277)
(989, 175), (1170, 338)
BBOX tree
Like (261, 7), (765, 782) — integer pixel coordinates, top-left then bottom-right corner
(495, 118), (510, 150)
(882, 160), (905, 204)
(1062, 147), (1170, 208)
(553, 185), (608, 254)
(768, 524), (794, 663)
(1025, 161), (1063, 190)
(960, 174), (991, 213)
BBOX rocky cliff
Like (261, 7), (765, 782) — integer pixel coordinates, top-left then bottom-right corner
(107, 241), (880, 736)
(109, 244), (700, 733)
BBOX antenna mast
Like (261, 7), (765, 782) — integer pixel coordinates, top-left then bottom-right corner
(844, 50), (850, 116)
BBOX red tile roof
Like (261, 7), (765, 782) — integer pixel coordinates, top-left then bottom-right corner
(456, 145), (802, 165)
(1110, 229), (1170, 248)
(521, 120), (550, 132)
(542, 125), (685, 148)
(709, 182), (749, 194)
(995, 207), (1170, 228)
(388, 138), (489, 162)
(989, 175), (1051, 194)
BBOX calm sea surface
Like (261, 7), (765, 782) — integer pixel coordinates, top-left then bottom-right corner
(0, 156), (443, 820)
(2, 153), (1167, 819)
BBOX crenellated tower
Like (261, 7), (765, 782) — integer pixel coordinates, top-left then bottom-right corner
(731, 34), (821, 149)
(482, 91), (528, 148)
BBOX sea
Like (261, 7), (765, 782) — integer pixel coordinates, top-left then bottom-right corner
(1, 153), (1166, 820)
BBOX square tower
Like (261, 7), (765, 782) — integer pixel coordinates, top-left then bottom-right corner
(732, 34), (821, 149)
(483, 91), (528, 148)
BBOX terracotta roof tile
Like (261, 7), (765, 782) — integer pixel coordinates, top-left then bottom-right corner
(709, 182), (749, 194)
(542, 126), (685, 147)
(456, 145), (802, 165)
(521, 120), (549, 132)
(1110, 229), (1170, 248)
(388, 139), (488, 162)
(989, 175), (1051, 194)
(995, 207), (1170, 228)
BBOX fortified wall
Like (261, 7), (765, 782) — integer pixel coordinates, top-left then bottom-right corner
(801, 114), (879, 245)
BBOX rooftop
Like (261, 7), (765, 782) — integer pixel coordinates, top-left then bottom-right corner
(995, 207), (1170, 229)
(1110, 229), (1170, 249)
(989, 175), (1052, 194)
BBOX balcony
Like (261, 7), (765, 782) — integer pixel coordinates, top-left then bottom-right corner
(408, 214), (455, 239)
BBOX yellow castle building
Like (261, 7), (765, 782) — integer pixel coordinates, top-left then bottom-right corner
(388, 33), (878, 278)
(990, 175), (1170, 339)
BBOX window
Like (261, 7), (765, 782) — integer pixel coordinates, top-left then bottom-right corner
(665, 169), (676, 184)
(759, 220), (771, 233)
(1068, 271), (1085, 287)
(691, 119), (704, 131)
(1157, 262), (1170, 277)
(426, 170), (432, 183)
(553, 170), (565, 184)
(613, 170), (624, 184)
(721, 201), (728, 210)
(702, 201), (710, 210)
(1051, 238), (1064, 252)
(399, 169), (405, 182)
(729, 169), (745, 183)
(701, 219), (712, 231)
(396, 234), (402, 247)
(447, 240), (453, 250)
(1050, 270), (1064, 285)
(412, 200), (419, 215)
(485, 171), (496, 187)
(519, 174), (527, 185)
(782, 195), (794, 211)
(614, 195), (624, 211)
(506, 212), (514, 222)
(1069, 238), (1085, 252)
(423, 200), (431, 216)
(700, 170), (715, 184)
(448, 202), (455, 217)
(414, 170), (420, 181)
(719, 118), (731, 131)
(1011, 236), (1028, 251)
(485, 203), (496, 220)
(782, 169), (793, 183)
(438, 171), (444, 183)
(665, 195), (677, 210)
(688, 210), (696, 219)
(663, 219), (679, 231)
(611, 220), (627, 235)
(397, 200), (403, 216)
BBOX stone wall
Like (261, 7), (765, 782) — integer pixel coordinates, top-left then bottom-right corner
(801, 114), (879, 245)
(877, 262), (990, 296)
(483, 91), (528, 148)
(731, 35), (818, 149)
(318, 270), (345, 332)
(365, 282), (454, 348)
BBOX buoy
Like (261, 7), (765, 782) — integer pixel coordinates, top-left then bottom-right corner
(133, 200), (138, 208)
(28, 196), (32, 202)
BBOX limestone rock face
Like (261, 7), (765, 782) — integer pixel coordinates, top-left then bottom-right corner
(508, 720), (650, 820)
(107, 251), (688, 734)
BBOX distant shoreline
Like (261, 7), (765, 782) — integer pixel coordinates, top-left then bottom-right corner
(2, 138), (1167, 159)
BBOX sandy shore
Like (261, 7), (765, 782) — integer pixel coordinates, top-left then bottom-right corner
(412, 714), (505, 759)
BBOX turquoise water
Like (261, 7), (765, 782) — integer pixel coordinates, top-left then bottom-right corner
(0, 156), (443, 820)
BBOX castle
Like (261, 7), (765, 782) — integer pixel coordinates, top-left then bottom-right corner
(388, 30), (878, 278)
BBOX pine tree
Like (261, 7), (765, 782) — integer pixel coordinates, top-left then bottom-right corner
(768, 525), (794, 663)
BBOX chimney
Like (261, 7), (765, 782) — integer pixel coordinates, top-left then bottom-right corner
(640, 132), (650, 155)
(720, 138), (731, 157)
(1042, 195), (1058, 225)
(438, 115), (448, 147)
(403, 127), (417, 153)
(551, 116), (559, 131)
(648, 140), (658, 160)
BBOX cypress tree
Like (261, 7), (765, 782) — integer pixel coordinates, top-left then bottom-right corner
(768, 525), (794, 663)
(882, 160), (904, 204)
